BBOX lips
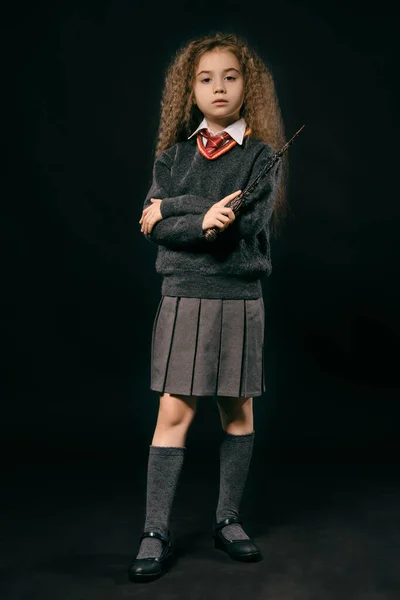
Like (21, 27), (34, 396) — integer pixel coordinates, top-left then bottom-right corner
(213, 99), (228, 104)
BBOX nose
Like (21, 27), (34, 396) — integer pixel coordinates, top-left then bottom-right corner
(213, 78), (226, 94)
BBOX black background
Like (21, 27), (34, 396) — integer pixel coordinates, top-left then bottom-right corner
(3, 0), (399, 466)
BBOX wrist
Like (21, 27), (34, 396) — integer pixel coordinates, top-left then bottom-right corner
(158, 198), (175, 219)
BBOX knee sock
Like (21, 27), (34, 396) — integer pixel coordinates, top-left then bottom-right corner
(215, 430), (255, 541)
(136, 445), (186, 559)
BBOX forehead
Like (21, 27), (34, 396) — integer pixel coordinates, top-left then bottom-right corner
(196, 49), (240, 72)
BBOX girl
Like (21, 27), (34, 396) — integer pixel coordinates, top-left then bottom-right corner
(129, 31), (288, 583)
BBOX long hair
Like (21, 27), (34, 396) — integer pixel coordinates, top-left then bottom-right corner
(154, 32), (289, 237)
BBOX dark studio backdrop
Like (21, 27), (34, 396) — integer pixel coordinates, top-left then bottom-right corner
(3, 0), (399, 470)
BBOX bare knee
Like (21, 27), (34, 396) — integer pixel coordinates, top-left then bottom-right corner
(217, 396), (254, 433)
(152, 392), (196, 447)
(157, 392), (197, 428)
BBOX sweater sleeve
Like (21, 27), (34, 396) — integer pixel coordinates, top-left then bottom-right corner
(220, 145), (282, 243)
(143, 152), (212, 218)
(143, 213), (208, 250)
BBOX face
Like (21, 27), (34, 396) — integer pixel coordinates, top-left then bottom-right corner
(193, 48), (245, 130)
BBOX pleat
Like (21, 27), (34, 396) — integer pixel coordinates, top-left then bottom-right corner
(192, 299), (222, 396)
(150, 296), (178, 392)
(261, 299), (266, 393)
(150, 296), (164, 360)
(240, 298), (264, 397)
(217, 300), (245, 396)
(164, 298), (201, 395)
(151, 295), (265, 398)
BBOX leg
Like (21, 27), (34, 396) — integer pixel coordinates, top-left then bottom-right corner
(215, 396), (255, 541)
(152, 391), (197, 446)
(217, 395), (254, 435)
(136, 392), (197, 559)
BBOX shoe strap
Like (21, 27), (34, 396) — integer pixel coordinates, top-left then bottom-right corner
(214, 516), (242, 532)
(140, 530), (171, 546)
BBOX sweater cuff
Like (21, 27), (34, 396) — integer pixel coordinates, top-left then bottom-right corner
(188, 213), (208, 244)
(159, 198), (176, 219)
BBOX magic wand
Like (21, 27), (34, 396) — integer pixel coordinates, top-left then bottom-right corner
(203, 124), (305, 242)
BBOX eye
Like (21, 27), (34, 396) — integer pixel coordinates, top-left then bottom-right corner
(226, 76), (236, 81)
(201, 77), (211, 83)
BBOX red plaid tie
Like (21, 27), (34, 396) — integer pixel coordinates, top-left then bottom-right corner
(199, 128), (232, 158)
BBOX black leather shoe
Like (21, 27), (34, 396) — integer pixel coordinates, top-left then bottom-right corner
(128, 530), (175, 582)
(213, 516), (262, 562)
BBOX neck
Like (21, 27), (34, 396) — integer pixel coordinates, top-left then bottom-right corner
(205, 114), (240, 134)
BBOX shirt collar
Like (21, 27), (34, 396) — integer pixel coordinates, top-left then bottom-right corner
(187, 117), (247, 145)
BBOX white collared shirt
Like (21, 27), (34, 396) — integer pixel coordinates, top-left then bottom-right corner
(187, 117), (247, 147)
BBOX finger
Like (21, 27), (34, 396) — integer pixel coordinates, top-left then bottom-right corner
(226, 190), (242, 199)
(217, 216), (230, 227)
(143, 212), (153, 225)
(220, 190), (242, 205)
(218, 208), (235, 218)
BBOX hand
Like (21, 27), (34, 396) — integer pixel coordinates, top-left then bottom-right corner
(139, 199), (163, 234)
(202, 190), (242, 232)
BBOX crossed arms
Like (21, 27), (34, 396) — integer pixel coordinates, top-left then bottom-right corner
(140, 146), (281, 251)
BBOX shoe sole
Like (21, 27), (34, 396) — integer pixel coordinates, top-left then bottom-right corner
(128, 570), (164, 582)
(128, 551), (175, 582)
(213, 535), (262, 562)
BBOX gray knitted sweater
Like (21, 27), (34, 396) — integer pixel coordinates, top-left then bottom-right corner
(142, 135), (281, 299)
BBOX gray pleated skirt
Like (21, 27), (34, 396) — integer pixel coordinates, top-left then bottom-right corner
(150, 295), (266, 398)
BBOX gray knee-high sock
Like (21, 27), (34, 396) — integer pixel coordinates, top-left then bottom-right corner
(136, 445), (186, 559)
(215, 431), (255, 541)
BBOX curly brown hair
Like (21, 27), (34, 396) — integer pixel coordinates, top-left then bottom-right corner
(154, 31), (290, 237)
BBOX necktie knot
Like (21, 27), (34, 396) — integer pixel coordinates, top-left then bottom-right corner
(199, 129), (232, 157)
